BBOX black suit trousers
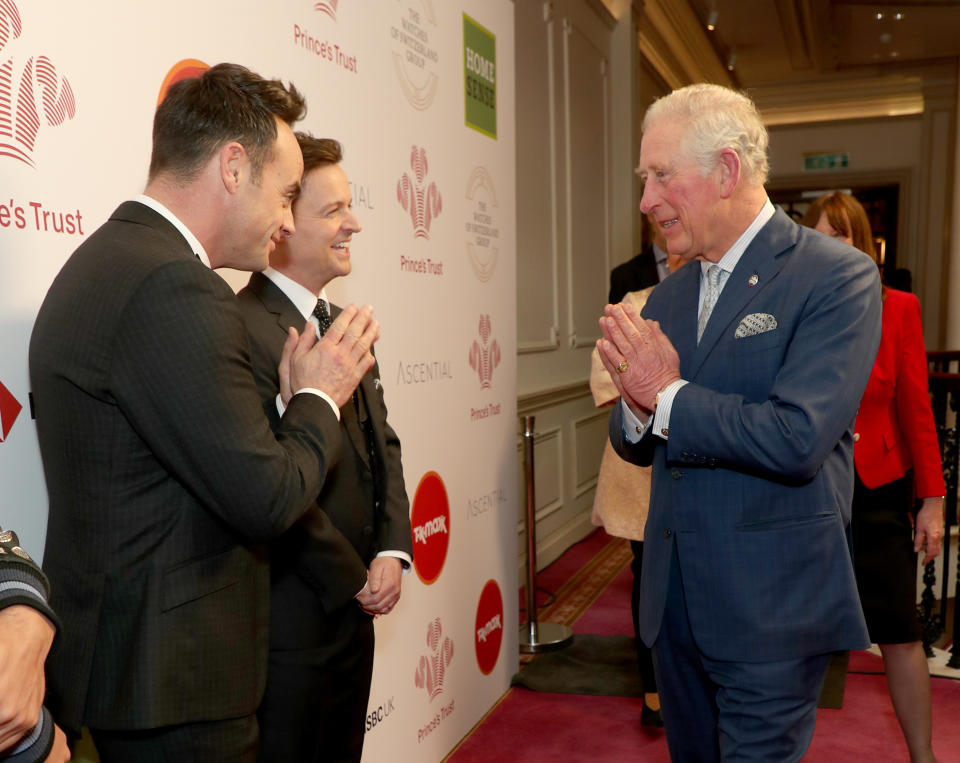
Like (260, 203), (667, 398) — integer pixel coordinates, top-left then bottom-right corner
(257, 604), (375, 763)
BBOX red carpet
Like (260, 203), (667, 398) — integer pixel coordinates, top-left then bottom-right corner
(448, 531), (960, 762)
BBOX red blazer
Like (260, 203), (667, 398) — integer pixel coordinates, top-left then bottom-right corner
(854, 288), (945, 498)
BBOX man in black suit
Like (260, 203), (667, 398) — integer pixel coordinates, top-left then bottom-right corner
(29, 64), (379, 761)
(238, 134), (412, 763)
(608, 213), (670, 303)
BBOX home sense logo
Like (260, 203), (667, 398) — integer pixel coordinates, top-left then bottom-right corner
(0, 0), (76, 167)
(474, 579), (503, 675)
(410, 471), (450, 584)
(0, 380), (21, 442)
(463, 13), (496, 138)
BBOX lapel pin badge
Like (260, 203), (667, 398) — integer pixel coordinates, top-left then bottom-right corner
(748, 274), (759, 287)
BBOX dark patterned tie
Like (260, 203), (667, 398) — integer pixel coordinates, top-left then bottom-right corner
(313, 299), (332, 336)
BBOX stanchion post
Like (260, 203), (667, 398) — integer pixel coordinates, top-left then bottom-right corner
(519, 415), (573, 653)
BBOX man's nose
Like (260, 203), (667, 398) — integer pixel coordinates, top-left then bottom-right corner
(281, 207), (296, 238)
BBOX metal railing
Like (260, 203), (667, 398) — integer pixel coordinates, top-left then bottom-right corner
(919, 351), (960, 664)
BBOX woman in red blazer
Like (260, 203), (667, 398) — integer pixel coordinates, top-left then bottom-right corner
(805, 192), (945, 763)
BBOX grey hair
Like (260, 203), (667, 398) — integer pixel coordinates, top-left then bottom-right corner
(642, 83), (769, 186)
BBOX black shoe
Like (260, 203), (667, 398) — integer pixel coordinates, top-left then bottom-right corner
(641, 702), (664, 727)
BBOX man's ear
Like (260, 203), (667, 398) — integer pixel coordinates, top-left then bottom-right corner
(717, 148), (741, 199)
(219, 141), (247, 194)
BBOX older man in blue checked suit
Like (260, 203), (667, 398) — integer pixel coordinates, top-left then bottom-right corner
(598, 84), (882, 761)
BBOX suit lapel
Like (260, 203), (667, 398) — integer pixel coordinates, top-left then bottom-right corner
(663, 264), (700, 377)
(687, 209), (797, 379)
(247, 272), (303, 339)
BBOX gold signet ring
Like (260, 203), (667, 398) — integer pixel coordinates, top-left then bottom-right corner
(616, 360), (629, 374)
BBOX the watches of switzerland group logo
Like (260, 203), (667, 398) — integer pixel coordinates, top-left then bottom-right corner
(390, 1), (439, 111)
(464, 166), (499, 282)
(410, 471), (450, 584)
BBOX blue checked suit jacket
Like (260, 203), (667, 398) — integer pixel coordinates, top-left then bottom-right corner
(611, 208), (882, 662)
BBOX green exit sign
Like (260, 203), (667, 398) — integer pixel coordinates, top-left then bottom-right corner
(803, 152), (849, 171)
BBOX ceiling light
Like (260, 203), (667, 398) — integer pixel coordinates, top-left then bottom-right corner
(707, 8), (719, 31)
(726, 51), (737, 71)
(895, 12), (903, 21)
(876, 11), (884, 20)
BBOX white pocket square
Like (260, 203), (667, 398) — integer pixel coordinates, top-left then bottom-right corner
(735, 313), (778, 338)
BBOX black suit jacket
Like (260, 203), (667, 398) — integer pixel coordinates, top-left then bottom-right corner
(237, 272), (411, 648)
(29, 201), (341, 732)
(609, 247), (661, 303)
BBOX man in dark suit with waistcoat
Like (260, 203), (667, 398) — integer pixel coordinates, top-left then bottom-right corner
(29, 64), (380, 761)
(237, 134), (412, 763)
(598, 83), (882, 761)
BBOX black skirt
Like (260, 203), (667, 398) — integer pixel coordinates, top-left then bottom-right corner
(851, 471), (921, 644)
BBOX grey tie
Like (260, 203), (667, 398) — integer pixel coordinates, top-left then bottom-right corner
(697, 265), (724, 343)
(313, 299), (332, 336)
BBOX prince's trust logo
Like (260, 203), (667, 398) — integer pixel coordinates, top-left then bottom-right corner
(468, 314), (500, 390)
(414, 617), (454, 701)
(0, 0), (76, 167)
(414, 618), (455, 745)
(314, 0), (338, 20)
(397, 145), (442, 240)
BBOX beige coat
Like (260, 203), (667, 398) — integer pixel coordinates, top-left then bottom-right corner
(589, 287), (653, 541)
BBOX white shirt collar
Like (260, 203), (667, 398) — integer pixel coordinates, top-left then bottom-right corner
(262, 267), (328, 322)
(700, 197), (776, 278)
(134, 194), (211, 268)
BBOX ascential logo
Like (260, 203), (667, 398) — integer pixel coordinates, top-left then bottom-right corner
(414, 617), (454, 701)
(0, 380), (22, 442)
(314, 0), (338, 20)
(397, 146), (442, 239)
(0, 0), (76, 167)
(468, 314), (500, 389)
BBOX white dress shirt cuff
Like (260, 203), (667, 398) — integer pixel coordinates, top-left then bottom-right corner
(275, 389), (341, 422)
(622, 379), (688, 441)
(377, 550), (413, 573)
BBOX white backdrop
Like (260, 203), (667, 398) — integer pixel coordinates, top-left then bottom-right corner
(0, 1), (517, 759)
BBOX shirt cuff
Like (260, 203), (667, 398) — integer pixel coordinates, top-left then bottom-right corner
(276, 390), (341, 422)
(377, 550), (413, 574)
(650, 380), (688, 440)
(622, 400), (651, 443)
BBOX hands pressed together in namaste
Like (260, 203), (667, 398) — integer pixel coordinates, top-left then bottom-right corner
(597, 302), (682, 418)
